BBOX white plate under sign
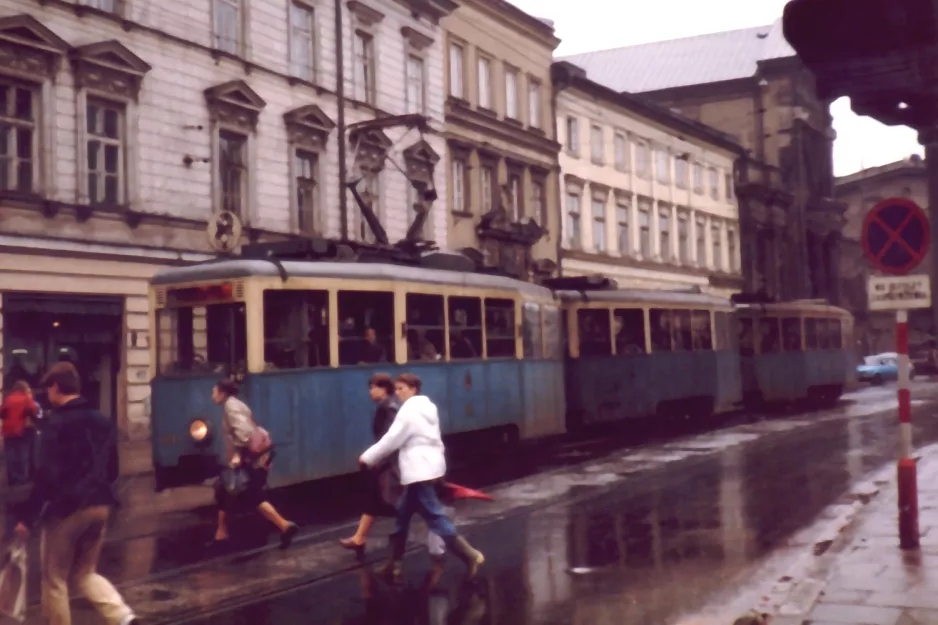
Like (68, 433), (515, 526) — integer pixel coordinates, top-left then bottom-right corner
(868, 274), (931, 311)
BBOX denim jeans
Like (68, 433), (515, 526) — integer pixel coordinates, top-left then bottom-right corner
(5, 435), (31, 486)
(392, 481), (457, 542)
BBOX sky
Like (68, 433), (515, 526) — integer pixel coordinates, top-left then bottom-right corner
(507, 0), (922, 178)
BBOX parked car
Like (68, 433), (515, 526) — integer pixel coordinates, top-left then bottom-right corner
(856, 352), (917, 384)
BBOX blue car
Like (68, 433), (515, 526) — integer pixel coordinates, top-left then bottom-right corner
(857, 353), (916, 384)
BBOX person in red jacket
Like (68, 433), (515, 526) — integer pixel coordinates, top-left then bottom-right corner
(0, 381), (38, 486)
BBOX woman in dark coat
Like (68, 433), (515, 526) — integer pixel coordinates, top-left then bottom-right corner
(339, 373), (401, 554)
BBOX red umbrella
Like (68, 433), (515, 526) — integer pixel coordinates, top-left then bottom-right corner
(443, 482), (494, 501)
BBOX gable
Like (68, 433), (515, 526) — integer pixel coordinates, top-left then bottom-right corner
(204, 80), (266, 112)
(403, 139), (440, 165)
(72, 40), (152, 77)
(283, 104), (335, 131)
(0, 14), (69, 54)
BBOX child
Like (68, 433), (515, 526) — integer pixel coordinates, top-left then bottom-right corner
(426, 482), (493, 588)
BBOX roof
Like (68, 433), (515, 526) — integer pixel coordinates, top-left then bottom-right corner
(834, 156), (926, 192)
(556, 288), (732, 308)
(559, 19), (795, 94)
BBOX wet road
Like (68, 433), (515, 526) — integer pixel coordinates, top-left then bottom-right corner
(53, 381), (936, 625)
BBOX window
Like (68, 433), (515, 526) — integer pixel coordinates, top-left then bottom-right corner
(712, 222), (722, 270)
(738, 318), (754, 356)
(290, 2), (315, 81)
(805, 318), (818, 349)
(528, 79), (541, 128)
(0, 80), (37, 193)
(714, 312), (735, 351)
(353, 31), (375, 104)
(650, 309), (672, 352)
(406, 293), (445, 361)
(709, 167), (719, 199)
(505, 68), (518, 119)
(219, 131), (247, 215)
(635, 141), (649, 177)
(614, 133), (627, 171)
(817, 319), (831, 349)
(451, 157), (466, 212)
(728, 228), (738, 272)
(759, 318), (781, 354)
(508, 173), (522, 221)
(295, 149), (318, 235)
(656, 150), (670, 183)
(485, 299), (516, 358)
(448, 297), (482, 360)
(658, 207), (671, 261)
(592, 196), (606, 252)
(478, 56), (492, 109)
(406, 54), (425, 114)
(678, 212), (689, 263)
(692, 162), (703, 193)
(692, 310), (712, 350)
(675, 157), (688, 188)
(83, 0), (117, 11)
(638, 204), (650, 256)
(565, 116), (578, 153)
(830, 319), (843, 348)
(337, 291), (395, 365)
(532, 179), (546, 225)
(157, 301), (247, 376)
(449, 42), (464, 98)
(566, 191), (581, 249)
(263, 290), (329, 369)
(542, 305), (563, 360)
(590, 125), (603, 163)
(696, 217), (706, 266)
(616, 201), (629, 254)
(725, 172), (734, 199)
(522, 302), (543, 359)
(86, 99), (124, 205)
(577, 309), (611, 357)
(613, 308), (645, 355)
(481, 165), (494, 213)
(672, 310), (692, 351)
(782, 317), (802, 351)
(214, 0), (241, 54)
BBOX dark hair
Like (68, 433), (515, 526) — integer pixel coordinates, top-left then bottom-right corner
(10, 381), (29, 394)
(41, 362), (81, 395)
(216, 379), (240, 397)
(369, 373), (394, 395)
(396, 373), (422, 393)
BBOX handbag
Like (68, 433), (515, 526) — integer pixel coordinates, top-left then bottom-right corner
(221, 465), (251, 496)
(246, 425), (272, 457)
(0, 540), (27, 622)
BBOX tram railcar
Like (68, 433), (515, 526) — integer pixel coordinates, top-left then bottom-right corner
(735, 300), (856, 407)
(148, 259), (565, 491)
(557, 285), (742, 430)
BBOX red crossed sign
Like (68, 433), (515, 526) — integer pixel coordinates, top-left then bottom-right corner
(862, 197), (930, 275)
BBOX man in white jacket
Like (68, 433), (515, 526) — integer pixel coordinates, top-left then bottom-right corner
(359, 373), (484, 583)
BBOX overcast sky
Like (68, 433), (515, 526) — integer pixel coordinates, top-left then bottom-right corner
(508, 0), (922, 178)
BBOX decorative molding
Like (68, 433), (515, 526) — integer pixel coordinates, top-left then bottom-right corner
(347, 0), (384, 26)
(204, 80), (266, 131)
(0, 14), (69, 78)
(394, 0), (458, 23)
(349, 126), (392, 172)
(402, 139), (439, 183)
(283, 104), (335, 152)
(71, 40), (152, 99)
(563, 173), (586, 188)
(400, 26), (433, 51)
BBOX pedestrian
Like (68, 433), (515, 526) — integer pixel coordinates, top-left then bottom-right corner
(359, 373), (484, 583)
(207, 379), (298, 550)
(13, 362), (137, 625)
(424, 482), (493, 588)
(0, 381), (38, 486)
(339, 373), (401, 555)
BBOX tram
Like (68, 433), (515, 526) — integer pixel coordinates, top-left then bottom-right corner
(147, 255), (565, 491)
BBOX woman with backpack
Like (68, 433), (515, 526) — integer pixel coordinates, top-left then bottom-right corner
(207, 378), (298, 550)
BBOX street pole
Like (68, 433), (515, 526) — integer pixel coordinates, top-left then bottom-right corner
(896, 308), (919, 549)
(335, 0), (348, 241)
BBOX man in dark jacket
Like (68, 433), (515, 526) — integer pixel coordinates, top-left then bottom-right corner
(14, 362), (137, 625)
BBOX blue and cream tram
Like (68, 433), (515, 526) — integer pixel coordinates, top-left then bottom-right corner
(556, 282), (742, 429)
(735, 300), (856, 407)
(148, 259), (565, 491)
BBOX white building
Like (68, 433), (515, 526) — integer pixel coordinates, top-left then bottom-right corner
(552, 62), (744, 296)
(0, 0), (455, 467)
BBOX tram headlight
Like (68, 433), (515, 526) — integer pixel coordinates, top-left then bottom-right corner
(189, 419), (210, 444)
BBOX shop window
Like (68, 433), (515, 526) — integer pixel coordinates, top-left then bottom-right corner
(805, 318), (819, 349)
(406, 293), (445, 361)
(577, 309), (611, 357)
(157, 303), (247, 375)
(782, 317), (802, 352)
(542, 305), (563, 360)
(759, 318), (781, 354)
(672, 309), (692, 351)
(830, 318), (843, 349)
(522, 302), (543, 359)
(691, 310), (712, 350)
(263, 290), (329, 369)
(338, 291), (395, 366)
(613, 308), (645, 355)
(485, 298), (516, 358)
(738, 317), (754, 357)
(448, 296), (482, 360)
(649, 309), (672, 352)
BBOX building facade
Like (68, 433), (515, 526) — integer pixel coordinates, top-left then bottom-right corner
(552, 62), (744, 296)
(440, 0), (560, 282)
(563, 20), (846, 303)
(0, 0), (455, 463)
(834, 156), (929, 354)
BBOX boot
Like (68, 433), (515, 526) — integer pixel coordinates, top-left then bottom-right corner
(447, 535), (484, 577)
(374, 534), (406, 584)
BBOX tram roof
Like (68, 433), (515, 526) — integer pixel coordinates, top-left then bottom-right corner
(735, 300), (851, 315)
(555, 288), (732, 307)
(150, 259), (553, 297)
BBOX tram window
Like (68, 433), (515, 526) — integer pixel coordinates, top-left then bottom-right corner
(649, 309), (672, 352)
(691, 310), (712, 350)
(759, 318), (781, 353)
(448, 297), (483, 360)
(542, 305), (563, 360)
(714, 312), (729, 350)
(613, 308), (645, 355)
(157, 303), (247, 375)
(406, 293), (445, 361)
(577, 309), (612, 357)
(738, 318), (754, 356)
(830, 318), (843, 349)
(817, 319), (831, 349)
(782, 317), (802, 352)
(522, 302), (543, 359)
(338, 291), (395, 366)
(485, 298), (516, 358)
(263, 290), (329, 369)
(805, 318), (819, 349)
(672, 310), (693, 351)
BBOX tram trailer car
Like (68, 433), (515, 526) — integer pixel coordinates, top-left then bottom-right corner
(147, 259), (566, 491)
(735, 301), (856, 408)
(558, 288), (743, 430)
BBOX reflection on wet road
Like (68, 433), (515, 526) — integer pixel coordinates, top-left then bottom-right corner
(160, 386), (938, 625)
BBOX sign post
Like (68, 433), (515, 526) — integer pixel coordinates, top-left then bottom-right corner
(863, 197), (932, 550)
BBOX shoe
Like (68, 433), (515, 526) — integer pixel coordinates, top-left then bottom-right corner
(375, 534), (406, 584)
(448, 536), (484, 577)
(339, 537), (367, 558)
(280, 523), (298, 550)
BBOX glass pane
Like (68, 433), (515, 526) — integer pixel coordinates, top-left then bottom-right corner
(759, 318), (781, 353)
(739, 318), (754, 356)
(86, 105), (98, 133)
(406, 293), (444, 361)
(0, 87), (8, 117)
(16, 159), (31, 191)
(522, 302), (542, 359)
(103, 108), (120, 138)
(104, 144), (120, 173)
(13, 88), (31, 120)
(782, 318), (802, 351)
(805, 318), (819, 349)
(87, 173), (98, 203)
(649, 309), (671, 352)
(263, 290), (329, 369)
(338, 291), (395, 366)
(448, 296), (482, 360)
(0, 126), (8, 156)
(87, 141), (99, 170)
(104, 174), (118, 204)
(542, 305), (563, 360)
(15, 127), (30, 159)
(613, 308), (645, 354)
(691, 310), (712, 350)
(485, 298), (516, 358)
(577, 308), (611, 357)
(672, 310), (692, 351)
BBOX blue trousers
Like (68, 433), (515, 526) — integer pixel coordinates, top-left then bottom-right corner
(392, 480), (457, 542)
(5, 435), (31, 486)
